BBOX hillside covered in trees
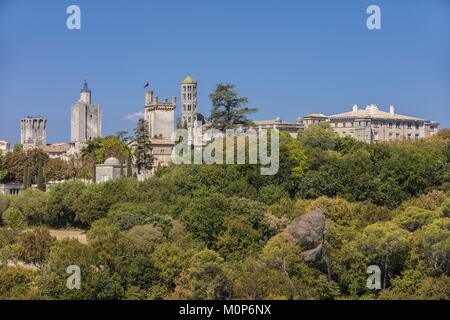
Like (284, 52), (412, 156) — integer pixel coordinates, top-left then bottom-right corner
(0, 125), (449, 300)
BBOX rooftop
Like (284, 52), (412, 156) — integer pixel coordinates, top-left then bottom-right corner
(330, 105), (425, 121)
(182, 75), (196, 84)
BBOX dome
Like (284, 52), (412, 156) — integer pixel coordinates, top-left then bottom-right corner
(104, 157), (121, 166)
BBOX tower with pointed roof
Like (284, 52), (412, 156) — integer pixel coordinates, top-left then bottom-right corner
(71, 80), (102, 144)
(180, 75), (198, 128)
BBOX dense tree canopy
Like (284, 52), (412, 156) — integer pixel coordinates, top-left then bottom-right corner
(0, 125), (449, 300)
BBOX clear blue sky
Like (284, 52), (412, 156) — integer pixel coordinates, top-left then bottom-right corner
(1, 0), (449, 144)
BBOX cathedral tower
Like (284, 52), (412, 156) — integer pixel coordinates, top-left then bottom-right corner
(180, 75), (198, 127)
(71, 80), (102, 143)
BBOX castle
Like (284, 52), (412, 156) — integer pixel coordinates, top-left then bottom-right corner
(1, 77), (440, 187)
(71, 80), (102, 145)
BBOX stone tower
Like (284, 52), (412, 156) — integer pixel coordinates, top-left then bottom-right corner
(144, 89), (176, 140)
(180, 75), (198, 127)
(71, 80), (102, 143)
(20, 116), (47, 149)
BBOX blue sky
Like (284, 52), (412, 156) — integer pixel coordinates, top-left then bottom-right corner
(1, 0), (449, 144)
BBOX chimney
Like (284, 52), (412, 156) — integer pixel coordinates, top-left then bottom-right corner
(352, 104), (359, 113)
(390, 105), (395, 115)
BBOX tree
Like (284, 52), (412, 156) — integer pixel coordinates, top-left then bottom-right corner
(36, 162), (45, 191)
(133, 118), (154, 174)
(358, 222), (411, 289)
(181, 190), (229, 248)
(0, 267), (36, 299)
(44, 158), (71, 182)
(9, 189), (48, 225)
(82, 136), (129, 165)
(126, 151), (132, 177)
(171, 249), (232, 300)
(73, 184), (111, 226)
(208, 83), (257, 131)
(46, 180), (86, 227)
(23, 165), (30, 189)
(15, 228), (55, 268)
(116, 131), (129, 142)
(298, 123), (340, 150)
(2, 207), (27, 230)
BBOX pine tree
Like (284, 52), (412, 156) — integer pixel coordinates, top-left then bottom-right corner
(133, 118), (154, 174)
(127, 150), (133, 177)
(208, 83), (257, 131)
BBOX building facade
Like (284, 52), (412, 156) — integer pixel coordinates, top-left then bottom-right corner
(253, 117), (302, 137)
(181, 75), (198, 128)
(96, 157), (124, 183)
(0, 141), (10, 154)
(71, 80), (102, 144)
(0, 183), (23, 195)
(301, 104), (439, 143)
(20, 116), (47, 149)
(144, 90), (176, 140)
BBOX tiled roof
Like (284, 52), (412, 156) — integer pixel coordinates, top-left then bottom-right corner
(330, 106), (425, 121)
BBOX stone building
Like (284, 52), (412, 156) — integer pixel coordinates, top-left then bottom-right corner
(20, 116), (47, 149)
(144, 89), (176, 140)
(181, 75), (198, 128)
(0, 141), (10, 154)
(96, 157), (124, 183)
(0, 183), (23, 195)
(253, 118), (302, 137)
(71, 80), (102, 144)
(301, 104), (439, 143)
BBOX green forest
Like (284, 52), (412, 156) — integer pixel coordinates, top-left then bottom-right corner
(0, 124), (449, 300)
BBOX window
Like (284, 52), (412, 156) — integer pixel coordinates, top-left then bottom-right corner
(396, 123), (400, 128)
(374, 132), (379, 141)
(415, 134), (419, 141)
(408, 133), (412, 140)
(389, 123), (393, 128)
(407, 123), (412, 129)
(343, 123), (346, 127)
(415, 123), (420, 130)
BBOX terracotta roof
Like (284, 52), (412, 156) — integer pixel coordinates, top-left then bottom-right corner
(42, 143), (71, 153)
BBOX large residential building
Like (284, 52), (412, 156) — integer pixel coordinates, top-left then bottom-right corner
(20, 116), (47, 150)
(71, 80), (102, 144)
(253, 117), (302, 137)
(301, 104), (439, 143)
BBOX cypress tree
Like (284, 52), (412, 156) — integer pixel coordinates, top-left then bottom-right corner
(127, 151), (132, 177)
(133, 119), (154, 174)
(92, 153), (97, 183)
(36, 163), (45, 191)
(23, 166), (29, 189)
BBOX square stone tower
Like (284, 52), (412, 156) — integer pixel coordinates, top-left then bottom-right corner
(144, 89), (176, 140)
(71, 80), (102, 143)
(20, 116), (47, 150)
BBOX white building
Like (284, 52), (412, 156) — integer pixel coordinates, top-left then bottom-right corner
(0, 140), (10, 154)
